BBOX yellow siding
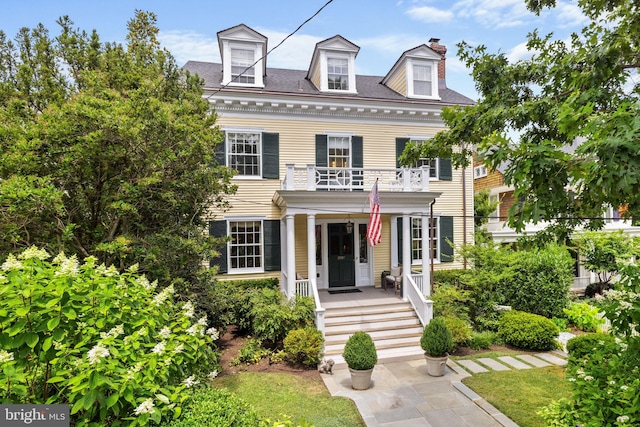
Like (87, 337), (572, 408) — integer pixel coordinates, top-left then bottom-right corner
(309, 60), (321, 90)
(213, 115), (475, 277)
(385, 68), (407, 96)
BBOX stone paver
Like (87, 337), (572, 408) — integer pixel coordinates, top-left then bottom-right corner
(497, 356), (532, 370)
(457, 359), (489, 373)
(535, 352), (568, 366)
(516, 354), (551, 368)
(476, 358), (511, 371)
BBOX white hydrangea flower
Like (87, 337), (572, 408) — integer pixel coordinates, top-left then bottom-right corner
(208, 370), (219, 380)
(133, 398), (155, 415)
(186, 324), (201, 336)
(137, 327), (148, 337)
(128, 263), (139, 273)
(87, 344), (110, 365)
(583, 375), (594, 381)
(182, 301), (195, 318)
(1, 254), (23, 271)
(620, 385), (629, 391)
(0, 350), (14, 363)
(151, 341), (166, 355)
(19, 246), (50, 260)
(617, 415), (630, 423)
(173, 344), (184, 354)
(206, 327), (220, 341)
(100, 324), (125, 339)
(152, 285), (175, 306)
(159, 327), (171, 339)
(183, 375), (199, 388)
(197, 315), (208, 326)
(55, 255), (79, 277)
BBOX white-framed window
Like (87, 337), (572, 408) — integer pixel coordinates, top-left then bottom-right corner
(413, 64), (432, 96)
(489, 194), (500, 222)
(474, 165), (488, 179)
(410, 139), (438, 179)
(327, 57), (349, 90)
(231, 48), (255, 84)
(229, 220), (263, 272)
(411, 217), (439, 264)
(327, 135), (351, 186)
(227, 132), (261, 177)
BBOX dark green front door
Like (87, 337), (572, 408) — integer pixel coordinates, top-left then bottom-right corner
(328, 223), (355, 287)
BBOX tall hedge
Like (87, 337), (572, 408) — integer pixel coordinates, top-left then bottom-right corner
(498, 244), (573, 318)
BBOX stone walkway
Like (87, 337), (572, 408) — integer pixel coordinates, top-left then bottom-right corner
(453, 351), (568, 375)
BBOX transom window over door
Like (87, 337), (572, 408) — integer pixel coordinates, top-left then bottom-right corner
(227, 132), (261, 176)
(229, 220), (262, 271)
(231, 48), (255, 84)
(327, 57), (349, 90)
(413, 64), (432, 96)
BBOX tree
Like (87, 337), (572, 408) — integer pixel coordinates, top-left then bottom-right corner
(573, 230), (639, 288)
(473, 189), (500, 241)
(400, 0), (640, 240)
(0, 11), (235, 289)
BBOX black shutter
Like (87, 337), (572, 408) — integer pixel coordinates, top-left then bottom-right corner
(262, 132), (279, 179)
(209, 220), (228, 273)
(352, 135), (363, 189)
(440, 216), (454, 262)
(396, 137), (409, 168)
(214, 134), (226, 166)
(439, 158), (452, 181)
(263, 220), (281, 271)
(315, 135), (328, 167)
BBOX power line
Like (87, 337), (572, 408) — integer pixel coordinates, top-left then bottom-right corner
(206, 0), (334, 98)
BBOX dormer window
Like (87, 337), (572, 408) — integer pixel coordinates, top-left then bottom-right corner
(231, 48), (255, 84)
(412, 63), (432, 96)
(217, 24), (267, 88)
(307, 36), (359, 94)
(327, 57), (349, 90)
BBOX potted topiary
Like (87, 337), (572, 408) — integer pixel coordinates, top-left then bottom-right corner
(342, 331), (378, 390)
(420, 317), (453, 377)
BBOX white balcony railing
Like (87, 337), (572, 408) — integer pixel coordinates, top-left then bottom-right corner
(282, 165), (430, 192)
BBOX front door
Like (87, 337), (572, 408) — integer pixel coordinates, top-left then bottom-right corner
(328, 223), (355, 287)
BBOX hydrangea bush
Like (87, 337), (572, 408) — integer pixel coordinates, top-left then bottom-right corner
(540, 263), (640, 426)
(0, 247), (221, 426)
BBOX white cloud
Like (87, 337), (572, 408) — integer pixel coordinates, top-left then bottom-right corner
(507, 41), (536, 62)
(159, 30), (218, 66)
(452, 0), (532, 28)
(555, 2), (589, 28)
(405, 6), (454, 23)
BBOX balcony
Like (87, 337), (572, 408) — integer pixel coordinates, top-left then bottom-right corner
(282, 164), (431, 192)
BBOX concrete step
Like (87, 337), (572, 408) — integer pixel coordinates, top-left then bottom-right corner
(325, 309), (417, 325)
(324, 325), (423, 344)
(325, 317), (422, 334)
(324, 302), (414, 318)
(325, 335), (422, 355)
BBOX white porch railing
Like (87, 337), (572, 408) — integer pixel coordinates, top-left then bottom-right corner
(405, 274), (433, 327)
(282, 165), (431, 192)
(295, 277), (325, 335)
(411, 272), (424, 293)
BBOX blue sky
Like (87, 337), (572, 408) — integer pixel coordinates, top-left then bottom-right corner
(1, 0), (588, 100)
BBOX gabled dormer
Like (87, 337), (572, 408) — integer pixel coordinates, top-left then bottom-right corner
(307, 36), (359, 94)
(382, 42), (443, 100)
(217, 24), (267, 88)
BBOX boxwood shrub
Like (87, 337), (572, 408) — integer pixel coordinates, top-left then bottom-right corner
(498, 310), (560, 350)
(566, 333), (618, 362)
(283, 327), (324, 367)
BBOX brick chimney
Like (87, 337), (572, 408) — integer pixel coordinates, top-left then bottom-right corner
(429, 37), (447, 83)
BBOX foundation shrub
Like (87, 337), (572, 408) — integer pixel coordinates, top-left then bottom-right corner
(442, 316), (472, 351)
(498, 310), (560, 350)
(283, 327), (324, 367)
(566, 333), (618, 363)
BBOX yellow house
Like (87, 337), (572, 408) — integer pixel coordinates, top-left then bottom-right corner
(183, 24), (475, 329)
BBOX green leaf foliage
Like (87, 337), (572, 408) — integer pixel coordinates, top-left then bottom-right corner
(498, 310), (560, 351)
(283, 327), (324, 367)
(420, 317), (453, 357)
(0, 11), (235, 303)
(342, 331), (377, 371)
(400, 1), (640, 240)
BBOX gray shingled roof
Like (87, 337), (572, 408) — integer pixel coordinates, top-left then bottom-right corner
(182, 61), (475, 106)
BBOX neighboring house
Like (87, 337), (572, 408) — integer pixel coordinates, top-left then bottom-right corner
(183, 24), (475, 326)
(473, 155), (640, 291)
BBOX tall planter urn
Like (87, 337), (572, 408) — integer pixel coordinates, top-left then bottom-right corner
(342, 331), (378, 390)
(420, 317), (453, 377)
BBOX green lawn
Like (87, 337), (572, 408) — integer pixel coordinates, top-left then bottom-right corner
(463, 365), (572, 427)
(214, 372), (365, 427)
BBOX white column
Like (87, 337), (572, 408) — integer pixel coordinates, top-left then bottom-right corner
(286, 214), (296, 298)
(421, 213), (430, 297)
(402, 213), (411, 301)
(307, 214), (317, 292)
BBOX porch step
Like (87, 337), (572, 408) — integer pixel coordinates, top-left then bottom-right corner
(322, 299), (425, 369)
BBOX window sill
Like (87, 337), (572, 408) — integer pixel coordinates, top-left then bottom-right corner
(227, 268), (265, 275)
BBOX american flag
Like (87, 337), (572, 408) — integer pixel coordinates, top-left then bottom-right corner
(366, 180), (381, 246)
